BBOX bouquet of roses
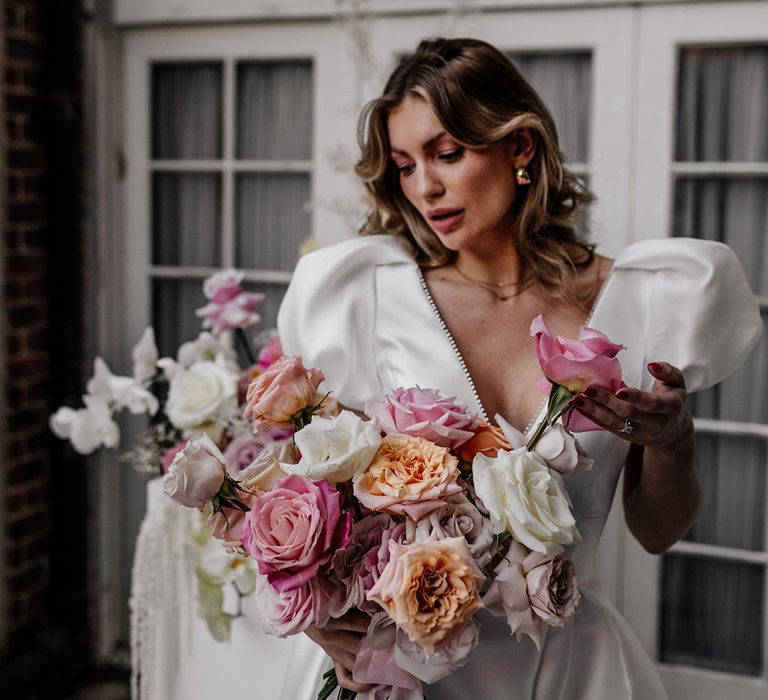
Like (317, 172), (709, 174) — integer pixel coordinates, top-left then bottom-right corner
(161, 309), (625, 699)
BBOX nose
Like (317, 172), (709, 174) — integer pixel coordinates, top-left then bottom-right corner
(416, 163), (444, 200)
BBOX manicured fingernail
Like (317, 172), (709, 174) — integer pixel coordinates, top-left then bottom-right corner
(584, 387), (597, 397)
(648, 362), (662, 373)
(616, 389), (629, 399)
(572, 396), (585, 407)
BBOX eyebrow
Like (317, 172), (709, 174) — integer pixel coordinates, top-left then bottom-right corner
(391, 130), (447, 156)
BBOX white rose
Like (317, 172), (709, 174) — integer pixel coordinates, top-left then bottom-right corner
(473, 446), (578, 554)
(284, 410), (382, 483)
(165, 358), (238, 429)
(238, 443), (292, 491)
(162, 433), (227, 509)
(535, 424), (593, 474)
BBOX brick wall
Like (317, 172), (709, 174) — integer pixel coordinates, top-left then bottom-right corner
(1, 0), (89, 692)
(3, 0), (53, 650)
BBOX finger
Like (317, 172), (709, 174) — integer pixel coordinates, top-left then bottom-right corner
(334, 661), (372, 693)
(572, 395), (640, 437)
(320, 630), (366, 655)
(648, 362), (686, 389)
(324, 610), (371, 634)
(613, 386), (668, 414)
(582, 385), (645, 422)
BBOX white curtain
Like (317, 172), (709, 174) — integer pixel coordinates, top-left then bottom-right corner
(151, 61), (313, 355)
(661, 46), (768, 676)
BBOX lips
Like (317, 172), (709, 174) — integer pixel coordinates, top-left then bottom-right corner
(427, 209), (465, 234)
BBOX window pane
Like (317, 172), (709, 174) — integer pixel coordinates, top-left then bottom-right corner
(153, 173), (222, 267)
(152, 279), (207, 357)
(673, 178), (768, 296)
(152, 63), (223, 159)
(235, 174), (310, 271)
(676, 46), (768, 162)
(236, 61), (313, 160)
(660, 555), (764, 676)
(684, 434), (766, 551)
(508, 52), (592, 164)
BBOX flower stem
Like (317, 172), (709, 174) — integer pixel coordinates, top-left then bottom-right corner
(235, 327), (257, 365)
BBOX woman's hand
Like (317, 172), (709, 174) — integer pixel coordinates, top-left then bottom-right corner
(570, 361), (693, 448)
(304, 610), (373, 693)
(571, 361), (700, 554)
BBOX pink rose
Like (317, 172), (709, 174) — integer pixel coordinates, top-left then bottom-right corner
(254, 574), (330, 638)
(243, 355), (324, 430)
(241, 474), (352, 591)
(353, 435), (463, 521)
(161, 434), (227, 509)
(223, 434), (266, 473)
(483, 541), (580, 650)
(365, 387), (476, 448)
(161, 441), (187, 474)
(258, 335), (283, 369)
(195, 269), (264, 335)
(367, 537), (483, 658)
(530, 314), (625, 432)
(205, 486), (262, 547)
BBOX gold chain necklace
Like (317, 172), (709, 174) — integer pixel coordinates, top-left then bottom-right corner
(453, 263), (533, 301)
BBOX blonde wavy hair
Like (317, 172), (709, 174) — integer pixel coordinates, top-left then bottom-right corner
(355, 37), (596, 306)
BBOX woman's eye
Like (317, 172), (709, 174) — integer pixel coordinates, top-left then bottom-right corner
(439, 147), (464, 162)
(397, 163), (414, 175)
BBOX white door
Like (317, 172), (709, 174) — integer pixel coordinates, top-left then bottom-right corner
(624, 2), (768, 698)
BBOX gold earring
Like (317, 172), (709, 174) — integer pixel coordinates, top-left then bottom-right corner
(515, 167), (531, 186)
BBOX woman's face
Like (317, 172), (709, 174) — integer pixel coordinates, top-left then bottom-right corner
(387, 95), (521, 254)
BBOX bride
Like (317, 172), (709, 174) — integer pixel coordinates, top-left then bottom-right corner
(277, 37), (761, 698)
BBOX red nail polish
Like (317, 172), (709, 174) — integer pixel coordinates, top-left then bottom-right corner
(584, 387), (597, 397)
(572, 396), (585, 407)
(648, 362), (662, 373)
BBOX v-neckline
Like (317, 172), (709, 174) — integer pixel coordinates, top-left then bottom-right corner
(415, 265), (616, 436)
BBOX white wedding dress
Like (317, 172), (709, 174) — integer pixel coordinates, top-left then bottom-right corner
(275, 234), (762, 700)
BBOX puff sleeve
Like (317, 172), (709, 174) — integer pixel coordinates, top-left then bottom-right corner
(615, 238), (762, 393)
(277, 236), (411, 410)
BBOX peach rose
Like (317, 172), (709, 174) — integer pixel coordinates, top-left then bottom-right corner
(367, 537), (483, 657)
(353, 435), (462, 521)
(454, 420), (512, 463)
(243, 355), (324, 430)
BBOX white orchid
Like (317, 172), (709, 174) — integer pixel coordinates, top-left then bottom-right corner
(132, 326), (159, 383)
(87, 357), (159, 416)
(49, 395), (120, 455)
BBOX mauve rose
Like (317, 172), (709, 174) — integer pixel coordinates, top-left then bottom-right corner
(365, 386), (476, 448)
(223, 434), (266, 474)
(395, 616), (480, 683)
(534, 423), (593, 474)
(254, 573), (330, 638)
(241, 474), (352, 591)
(353, 613), (423, 699)
(328, 514), (405, 618)
(162, 434), (227, 509)
(353, 435), (463, 521)
(413, 494), (494, 570)
(495, 415), (592, 475)
(483, 541), (579, 649)
(531, 314), (624, 432)
(243, 355), (324, 430)
(367, 537), (483, 658)
(195, 269), (264, 335)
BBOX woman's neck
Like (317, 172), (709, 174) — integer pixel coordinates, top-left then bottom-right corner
(454, 245), (525, 286)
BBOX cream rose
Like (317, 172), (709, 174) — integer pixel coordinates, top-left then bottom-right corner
(353, 435), (462, 521)
(165, 358), (238, 429)
(284, 410), (382, 483)
(237, 443), (292, 492)
(367, 537), (483, 657)
(534, 423), (593, 474)
(472, 446), (578, 554)
(162, 434), (227, 509)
